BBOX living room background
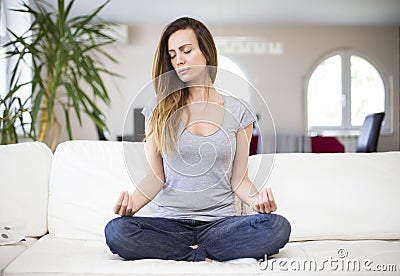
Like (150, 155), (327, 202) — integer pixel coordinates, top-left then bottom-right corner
(56, 24), (399, 152)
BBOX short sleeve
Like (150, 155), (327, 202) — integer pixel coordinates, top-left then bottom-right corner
(141, 97), (157, 119)
(238, 99), (257, 130)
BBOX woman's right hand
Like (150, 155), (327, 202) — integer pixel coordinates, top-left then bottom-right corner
(113, 191), (136, 216)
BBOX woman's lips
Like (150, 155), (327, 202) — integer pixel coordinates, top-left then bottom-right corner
(177, 67), (190, 75)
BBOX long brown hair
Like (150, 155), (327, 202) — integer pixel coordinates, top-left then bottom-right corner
(148, 17), (218, 153)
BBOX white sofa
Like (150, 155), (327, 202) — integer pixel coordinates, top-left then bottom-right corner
(1, 140), (399, 275)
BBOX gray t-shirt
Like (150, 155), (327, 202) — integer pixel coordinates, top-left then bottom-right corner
(142, 94), (256, 221)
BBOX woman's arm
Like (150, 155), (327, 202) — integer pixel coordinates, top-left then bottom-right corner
(113, 118), (165, 216)
(231, 124), (277, 213)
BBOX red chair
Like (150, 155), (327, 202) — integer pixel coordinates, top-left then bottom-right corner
(311, 136), (345, 153)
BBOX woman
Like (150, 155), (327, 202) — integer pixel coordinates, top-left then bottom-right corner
(105, 17), (290, 262)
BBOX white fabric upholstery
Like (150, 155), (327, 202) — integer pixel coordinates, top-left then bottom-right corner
(48, 141), (157, 241)
(4, 235), (400, 275)
(247, 152), (400, 241)
(2, 141), (400, 275)
(0, 142), (52, 238)
(0, 238), (36, 275)
(0, 142), (50, 274)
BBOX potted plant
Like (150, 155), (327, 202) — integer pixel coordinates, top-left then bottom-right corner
(0, 88), (34, 144)
(2, 0), (121, 150)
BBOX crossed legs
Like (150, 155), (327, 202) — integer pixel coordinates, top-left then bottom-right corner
(104, 213), (291, 262)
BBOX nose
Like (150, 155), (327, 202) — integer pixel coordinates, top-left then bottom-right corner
(176, 52), (184, 66)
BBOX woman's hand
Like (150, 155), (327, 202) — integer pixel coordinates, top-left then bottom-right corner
(251, 187), (277, 213)
(113, 191), (136, 216)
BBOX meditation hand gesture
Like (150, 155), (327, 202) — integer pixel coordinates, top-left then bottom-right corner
(113, 191), (136, 216)
(251, 187), (277, 213)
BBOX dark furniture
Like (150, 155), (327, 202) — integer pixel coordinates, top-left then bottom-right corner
(311, 136), (345, 153)
(356, 112), (385, 153)
(117, 108), (145, 142)
(133, 108), (146, 142)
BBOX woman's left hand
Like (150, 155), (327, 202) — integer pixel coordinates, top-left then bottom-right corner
(251, 187), (277, 213)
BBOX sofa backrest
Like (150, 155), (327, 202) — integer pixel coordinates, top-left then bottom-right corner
(0, 142), (52, 238)
(247, 152), (400, 241)
(48, 140), (157, 240)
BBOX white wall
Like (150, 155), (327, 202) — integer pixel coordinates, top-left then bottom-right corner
(60, 24), (399, 152)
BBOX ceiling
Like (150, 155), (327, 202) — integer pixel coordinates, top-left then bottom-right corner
(43, 0), (400, 26)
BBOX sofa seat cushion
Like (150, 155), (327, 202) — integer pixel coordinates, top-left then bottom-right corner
(4, 235), (400, 275)
(3, 235), (260, 275)
(0, 238), (37, 274)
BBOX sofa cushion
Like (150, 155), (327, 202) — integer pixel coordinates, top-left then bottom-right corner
(247, 152), (400, 241)
(48, 141), (157, 240)
(4, 235), (400, 275)
(0, 142), (52, 238)
(0, 238), (36, 274)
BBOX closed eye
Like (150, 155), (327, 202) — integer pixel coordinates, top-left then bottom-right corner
(168, 49), (176, 59)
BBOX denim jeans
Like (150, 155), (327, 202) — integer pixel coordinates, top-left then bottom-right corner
(104, 213), (291, 262)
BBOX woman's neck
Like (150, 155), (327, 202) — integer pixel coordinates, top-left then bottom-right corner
(187, 86), (220, 103)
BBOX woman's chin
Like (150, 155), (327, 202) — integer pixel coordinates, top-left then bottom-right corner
(177, 75), (191, 83)
(176, 70), (193, 83)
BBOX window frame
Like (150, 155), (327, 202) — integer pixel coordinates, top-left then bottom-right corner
(305, 49), (392, 136)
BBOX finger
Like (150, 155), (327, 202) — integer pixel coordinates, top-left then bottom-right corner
(264, 188), (273, 213)
(251, 198), (259, 213)
(126, 194), (133, 216)
(119, 191), (128, 216)
(258, 192), (265, 213)
(262, 189), (271, 213)
(267, 187), (277, 212)
(113, 191), (125, 214)
(117, 191), (126, 216)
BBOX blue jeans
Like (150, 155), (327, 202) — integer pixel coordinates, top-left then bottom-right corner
(104, 213), (291, 262)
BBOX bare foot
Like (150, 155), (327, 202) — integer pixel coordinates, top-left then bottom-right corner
(189, 245), (213, 262)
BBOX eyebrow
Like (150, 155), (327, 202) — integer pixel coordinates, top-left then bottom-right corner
(168, 43), (193, 52)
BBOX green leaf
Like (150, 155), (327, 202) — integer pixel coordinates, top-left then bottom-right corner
(64, 0), (75, 20)
(64, 82), (82, 125)
(63, 107), (73, 140)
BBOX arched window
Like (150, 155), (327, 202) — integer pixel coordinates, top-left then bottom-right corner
(306, 50), (389, 135)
